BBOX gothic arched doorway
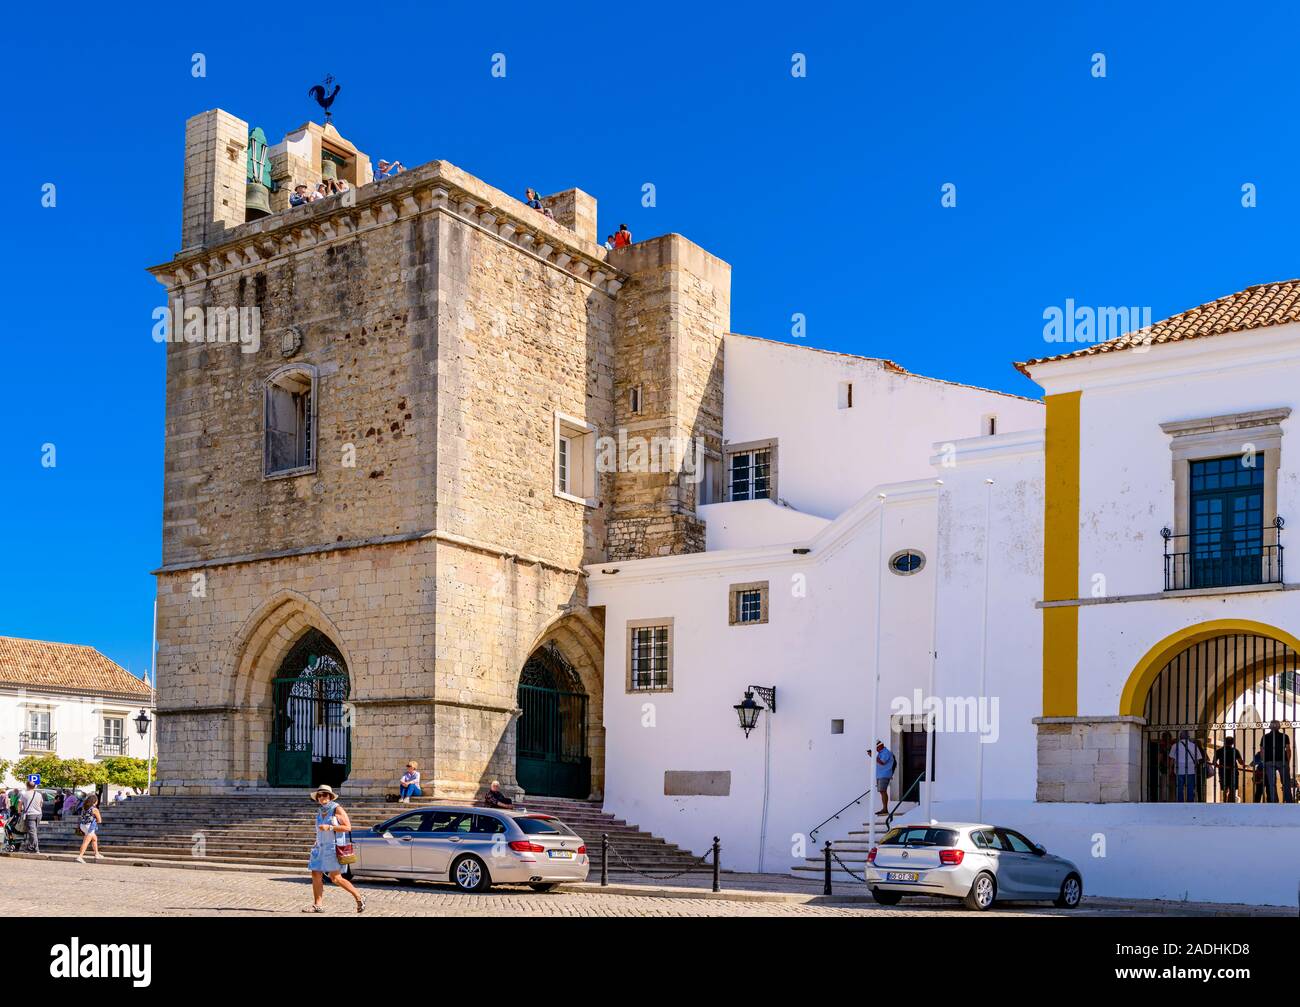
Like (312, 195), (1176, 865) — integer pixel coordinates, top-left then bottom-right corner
(516, 642), (591, 798)
(267, 629), (352, 788)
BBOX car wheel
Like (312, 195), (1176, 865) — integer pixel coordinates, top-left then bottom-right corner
(451, 854), (491, 893)
(529, 883), (560, 893)
(342, 867), (354, 882)
(870, 888), (903, 906)
(963, 872), (997, 911)
(1055, 873), (1082, 909)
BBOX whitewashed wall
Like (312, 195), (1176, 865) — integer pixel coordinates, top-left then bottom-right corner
(722, 334), (1044, 520)
(0, 688), (155, 787)
(591, 480), (941, 872)
(1031, 322), (1300, 719)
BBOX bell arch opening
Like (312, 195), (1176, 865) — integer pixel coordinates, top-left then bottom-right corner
(1139, 631), (1298, 803)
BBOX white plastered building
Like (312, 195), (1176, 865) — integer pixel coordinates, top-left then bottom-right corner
(589, 285), (1300, 906)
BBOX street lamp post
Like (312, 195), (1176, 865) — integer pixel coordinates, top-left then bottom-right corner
(734, 686), (776, 871)
(134, 708), (153, 795)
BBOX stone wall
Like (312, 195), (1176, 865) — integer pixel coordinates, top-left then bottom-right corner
(1033, 716), (1144, 802)
(154, 133), (637, 797)
(606, 235), (728, 559)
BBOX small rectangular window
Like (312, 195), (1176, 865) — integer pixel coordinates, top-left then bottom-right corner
(982, 414), (998, 436)
(554, 412), (597, 505)
(629, 385), (642, 415)
(627, 621), (673, 692)
(728, 581), (769, 626)
(838, 381), (854, 409)
(831, 719), (845, 735)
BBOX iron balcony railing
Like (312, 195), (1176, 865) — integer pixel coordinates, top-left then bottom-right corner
(93, 737), (128, 757)
(19, 731), (56, 752)
(1162, 517), (1284, 591)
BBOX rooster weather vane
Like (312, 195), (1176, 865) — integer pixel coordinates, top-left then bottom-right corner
(308, 75), (341, 122)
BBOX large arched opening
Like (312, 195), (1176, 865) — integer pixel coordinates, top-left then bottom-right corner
(1123, 620), (1300, 803)
(267, 629), (352, 788)
(224, 591), (355, 789)
(515, 610), (605, 800)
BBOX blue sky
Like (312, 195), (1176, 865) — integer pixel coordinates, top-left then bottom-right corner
(3, 1), (1298, 674)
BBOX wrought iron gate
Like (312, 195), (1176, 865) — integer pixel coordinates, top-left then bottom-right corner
(267, 633), (351, 788)
(516, 643), (590, 799)
(1141, 633), (1298, 803)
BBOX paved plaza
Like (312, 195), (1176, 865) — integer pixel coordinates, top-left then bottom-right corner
(5, 857), (1285, 917)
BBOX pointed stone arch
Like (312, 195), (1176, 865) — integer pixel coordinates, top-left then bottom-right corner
(519, 608), (606, 799)
(223, 590), (354, 787)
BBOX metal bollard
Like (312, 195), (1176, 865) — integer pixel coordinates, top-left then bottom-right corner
(712, 836), (721, 893)
(600, 833), (609, 886)
(823, 840), (833, 896)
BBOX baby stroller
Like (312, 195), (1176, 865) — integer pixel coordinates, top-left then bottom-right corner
(1, 807), (27, 853)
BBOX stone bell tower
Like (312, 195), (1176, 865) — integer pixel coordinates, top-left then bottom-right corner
(180, 109), (372, 251)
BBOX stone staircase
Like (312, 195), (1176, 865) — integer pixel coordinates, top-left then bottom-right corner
(32, 793), (712, 875)
(791, 803), (919, 882)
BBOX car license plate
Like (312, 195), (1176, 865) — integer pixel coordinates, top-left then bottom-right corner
(886, 871), (919, 882)
(548, 850), (575, 859)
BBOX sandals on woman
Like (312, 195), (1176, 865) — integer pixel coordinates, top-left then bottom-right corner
(302, 905), (324, 913)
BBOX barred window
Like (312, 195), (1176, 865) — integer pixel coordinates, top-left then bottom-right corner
(726, 440), (777, 501)
(628, 623), (671, 692)
(728, 581), (769, 626)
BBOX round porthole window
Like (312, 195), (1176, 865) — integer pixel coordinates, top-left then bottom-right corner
(888, 549), (926, 576)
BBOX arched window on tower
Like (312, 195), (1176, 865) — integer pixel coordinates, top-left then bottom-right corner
(264, 365), (317, 477)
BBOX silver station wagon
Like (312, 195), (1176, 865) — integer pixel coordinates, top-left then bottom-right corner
(864, 822), (1083, 911)
(350, 805), (589, 893)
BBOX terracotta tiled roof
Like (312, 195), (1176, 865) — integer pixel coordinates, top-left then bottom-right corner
(1015, 280), (1300, 375)
(0, 636), (151, 698)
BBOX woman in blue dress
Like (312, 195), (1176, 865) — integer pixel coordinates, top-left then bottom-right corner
(305, 784), (366, 913)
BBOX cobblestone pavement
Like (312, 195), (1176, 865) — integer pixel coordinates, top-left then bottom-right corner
(4, 858), (1273, 917)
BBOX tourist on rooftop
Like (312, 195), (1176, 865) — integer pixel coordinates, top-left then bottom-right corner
(525, 188), (543, 210)
(289, 184), (311, 208)
(604, 234), (616, 251)
(375, 159), (405, 179)
(613, 223), (632, 248)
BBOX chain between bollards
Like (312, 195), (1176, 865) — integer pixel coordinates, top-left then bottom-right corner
(823, 840), (833, 895)
(601, 833), (609, 886)
(711, 836), (721, 892)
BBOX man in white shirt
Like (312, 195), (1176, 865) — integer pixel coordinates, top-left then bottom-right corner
(20, 782), (43, 852)
(1168, 730), (1205, 803)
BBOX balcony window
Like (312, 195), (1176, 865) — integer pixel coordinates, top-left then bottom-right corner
(726, 439), (777, 502)
(1163, 455), (1283, 590)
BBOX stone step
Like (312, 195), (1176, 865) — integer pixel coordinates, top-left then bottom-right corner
(51, 795), (704, 872)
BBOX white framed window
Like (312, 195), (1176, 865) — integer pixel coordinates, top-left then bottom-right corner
(554, 411), (597, 506)
(28, 710), (51, 735)
(626, 619), (673, 692)
(264, 365), (318, 477)
(726, 439), (777, 502)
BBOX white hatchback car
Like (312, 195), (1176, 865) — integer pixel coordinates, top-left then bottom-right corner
(863, 822), (1083, 911)
(350, 806), (589, 893)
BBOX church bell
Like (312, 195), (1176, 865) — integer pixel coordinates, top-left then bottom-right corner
(245, 182), (272, 221)
(320, 158), (339, 182)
